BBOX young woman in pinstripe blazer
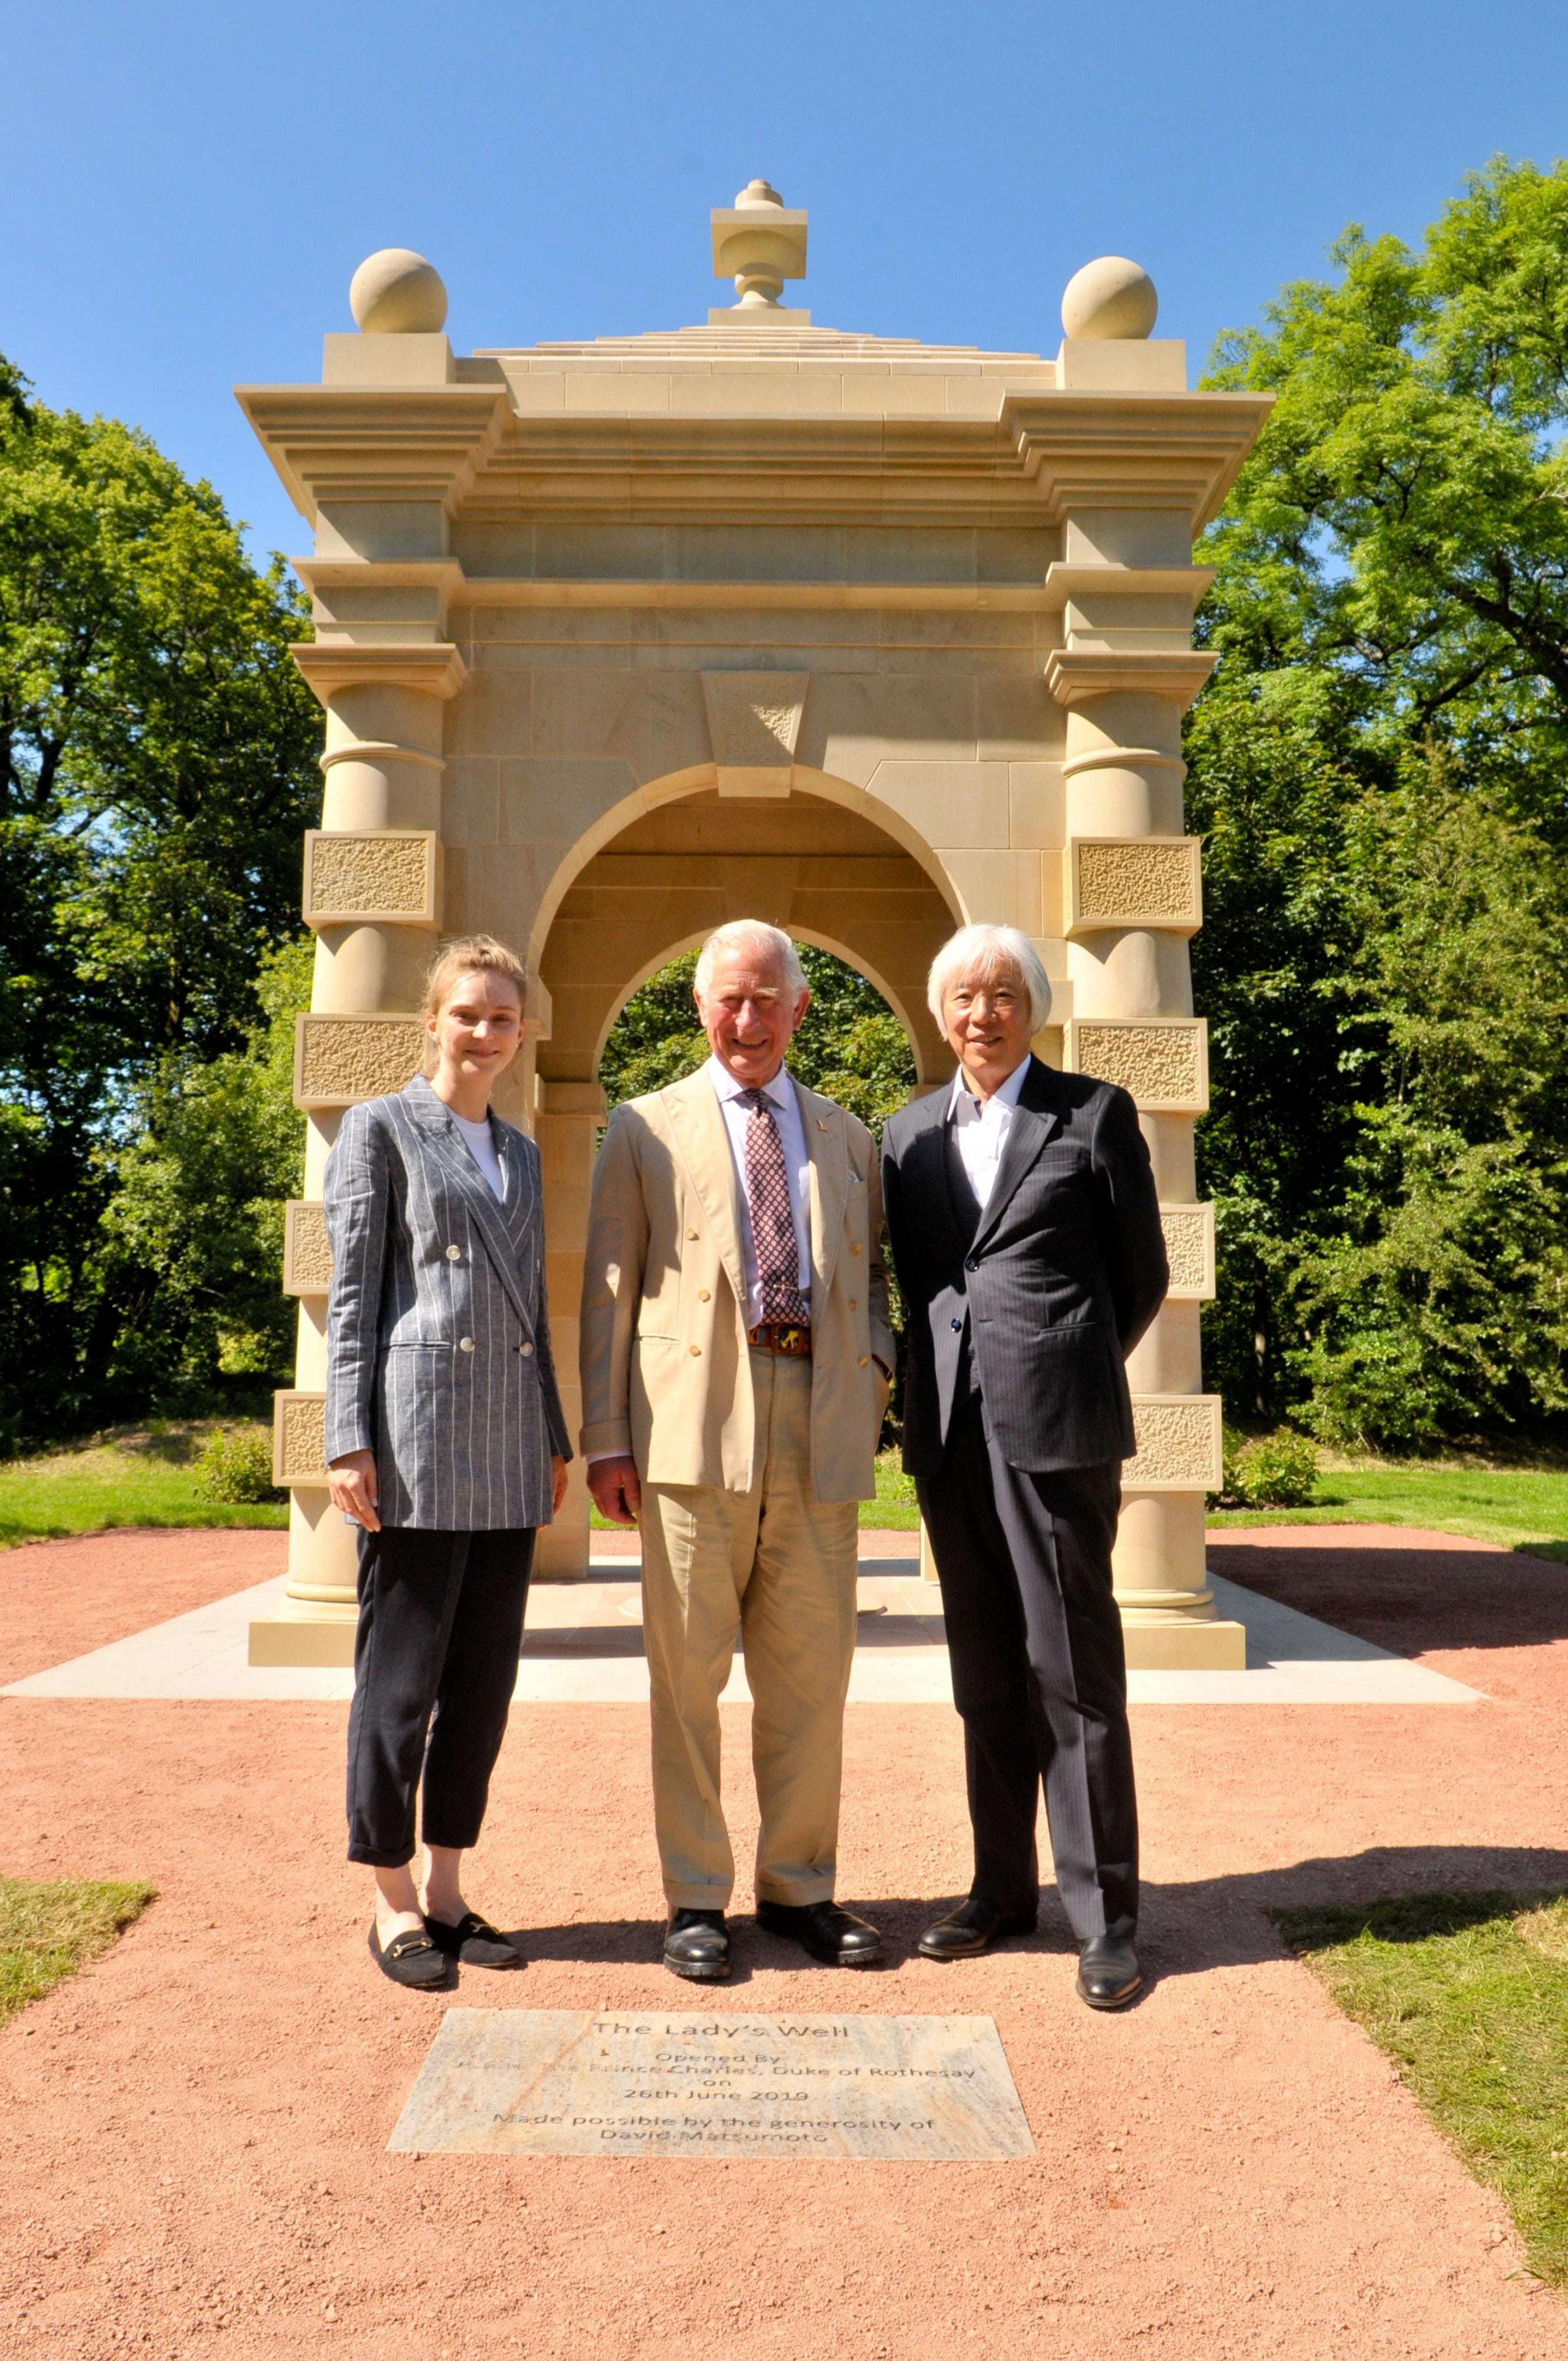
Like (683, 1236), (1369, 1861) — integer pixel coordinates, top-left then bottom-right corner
(324, 936), (571, 1989)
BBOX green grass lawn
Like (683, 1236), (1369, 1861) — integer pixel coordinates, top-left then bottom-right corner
(0, 1421), (288, 1549)
(6, 1425), (1565, 1559)
(1208, 1457), (1568, 1562)
(1277, 1891), (1568, 2288)
(0, 1876), (156, 2026)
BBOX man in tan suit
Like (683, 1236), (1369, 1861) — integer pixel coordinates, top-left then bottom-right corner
(581, 920), (895, 1981)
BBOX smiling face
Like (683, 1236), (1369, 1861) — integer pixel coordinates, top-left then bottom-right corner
(694, 942), (810, 1089)
(426, 968), (524, 1103)
(940, 955), (1035, 1099)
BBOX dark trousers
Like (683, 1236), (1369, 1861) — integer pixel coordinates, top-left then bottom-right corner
(346, 1525), (534, 1868)
(916, 1393), (1138, 1942)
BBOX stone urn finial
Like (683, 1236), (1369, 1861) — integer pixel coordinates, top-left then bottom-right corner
(711, 180), (808, 310)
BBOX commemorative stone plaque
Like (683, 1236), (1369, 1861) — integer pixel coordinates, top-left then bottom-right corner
(389, 2009), (1035, 2161)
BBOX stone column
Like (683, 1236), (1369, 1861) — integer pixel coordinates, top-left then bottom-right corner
(1047, 582), (1243, 1670)
(532, 1079), (606, 1579)
(250, 643), (464, 1668)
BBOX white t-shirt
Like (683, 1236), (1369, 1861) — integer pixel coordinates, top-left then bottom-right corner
(452, 1110), (506, 1202)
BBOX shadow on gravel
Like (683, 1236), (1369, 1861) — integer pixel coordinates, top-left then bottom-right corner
(508, 1848), (1568, 1989)
(1135, 1843), (1568, 1983)
(1213, 1537), (1568, 1656)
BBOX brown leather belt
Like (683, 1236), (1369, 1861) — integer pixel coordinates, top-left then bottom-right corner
(747, 1321), (813, 1358)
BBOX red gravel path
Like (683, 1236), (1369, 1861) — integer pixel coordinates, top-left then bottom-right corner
(3, 1525), (1567, 2360)
(0, 1527), (286, 1687)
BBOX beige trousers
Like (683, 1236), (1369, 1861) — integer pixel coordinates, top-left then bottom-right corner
(639, 1349), (860, 1910)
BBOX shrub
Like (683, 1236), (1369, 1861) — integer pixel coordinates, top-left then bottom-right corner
(194, 1425), (282, 1504)
(1218, 1429), (1318, 1509)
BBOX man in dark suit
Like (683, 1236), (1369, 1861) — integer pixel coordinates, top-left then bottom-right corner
(880, 923), (1168, 2009)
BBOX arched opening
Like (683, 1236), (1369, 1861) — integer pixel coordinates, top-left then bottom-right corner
(536, 783), (958, 1088)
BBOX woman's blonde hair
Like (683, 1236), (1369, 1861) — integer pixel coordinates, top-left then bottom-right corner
(421, 934), (530, 1021)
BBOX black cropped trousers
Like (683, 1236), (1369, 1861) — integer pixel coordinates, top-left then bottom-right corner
(916, 1391), (1137, 1943)
(345, 1525), (534, 1868)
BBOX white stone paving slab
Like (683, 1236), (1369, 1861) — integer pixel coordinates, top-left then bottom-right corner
(3, 1559), (1483, 1706)
(388, 2008), (1036, 2162)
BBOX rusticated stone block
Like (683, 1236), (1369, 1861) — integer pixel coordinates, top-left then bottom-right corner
(1064, 1017), (1208, 1113)
(282, 1200), (333, 1296)
(294, 1012), (426, 1110)
(272, 1391), (329, 1488)
(1123, 1395), (1223, 1493)
(303, 830), (440, 930)
(1160, 1202), (1215, 1300)
(1067, 836), (1201, 936)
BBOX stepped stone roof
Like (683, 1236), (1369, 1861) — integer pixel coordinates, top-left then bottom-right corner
(476, 323), (1057, 382)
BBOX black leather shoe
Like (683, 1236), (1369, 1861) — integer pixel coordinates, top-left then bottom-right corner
(917, 1896), (1037, 1960)
(367, 1920), (453, 1990)
(1076, 1934), (1143, 2010)
(755, 1899), (883, 1968)
(424, 1909), (525, 1970)
(663, 1909), (730, 1982)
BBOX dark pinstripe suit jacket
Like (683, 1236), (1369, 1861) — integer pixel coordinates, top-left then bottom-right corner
(323, 1074), (571, 1530)
(881, 1057), (1168, 1478)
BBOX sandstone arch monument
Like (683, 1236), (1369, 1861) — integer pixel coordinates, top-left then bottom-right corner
(239, 185), (1269, 1668)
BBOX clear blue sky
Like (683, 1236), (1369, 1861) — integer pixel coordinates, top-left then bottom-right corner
(6, 0), (1567, 560)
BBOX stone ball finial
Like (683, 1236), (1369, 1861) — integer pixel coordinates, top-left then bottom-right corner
(1060, 256), (1158, 340)
(734, 177), (784, 209)
(348, 248), (449, 334)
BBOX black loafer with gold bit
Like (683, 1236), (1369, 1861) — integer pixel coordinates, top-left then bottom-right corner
(368, 1920), (453, 1990)
(424, 1910), (525, 1969)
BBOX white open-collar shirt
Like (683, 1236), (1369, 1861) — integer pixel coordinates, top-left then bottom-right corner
(706, 1053), (813, 1329)
(947, 1053), (1033, 1212)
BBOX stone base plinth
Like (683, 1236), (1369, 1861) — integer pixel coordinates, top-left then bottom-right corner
(249, 1611), (357, 1668)
(1120, 1616), (1247, 1672)
(533, 1517), (591, 1581)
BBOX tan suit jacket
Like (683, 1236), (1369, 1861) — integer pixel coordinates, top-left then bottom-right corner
(579, 1067), (894, 1502)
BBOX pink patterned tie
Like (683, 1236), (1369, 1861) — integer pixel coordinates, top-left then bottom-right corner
(740, 1089), (810, 1326)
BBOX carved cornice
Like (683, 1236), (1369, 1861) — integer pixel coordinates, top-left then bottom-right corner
(238, 376), (1269, 539)
(291, 643), (467, 704)
(466, 389), (1268, 533)
(1045, 649), (1216, 711)
(1006, 393), (1271, 532)
(235, 384), (510, 523)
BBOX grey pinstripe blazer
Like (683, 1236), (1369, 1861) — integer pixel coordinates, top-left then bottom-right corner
(323, 1074), (571, 1530)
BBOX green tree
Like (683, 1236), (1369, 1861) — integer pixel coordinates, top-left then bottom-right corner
(1190, 156), (1568, 1443)
(99, 938), (312, 1410)
(1288, 776), (1568, 1445)
(1201, 156), (1568, 839)
(0, 356), (320, 1440)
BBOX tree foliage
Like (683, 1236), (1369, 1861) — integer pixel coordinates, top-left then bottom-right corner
(1192, 156), (1568, 1446)
(101, 938), (312, 1410)
(0, 358), (320, 1442)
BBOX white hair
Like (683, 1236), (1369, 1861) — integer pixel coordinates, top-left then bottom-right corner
(693, 920), (807, 1002)
(927, 923), (1053, 1034)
